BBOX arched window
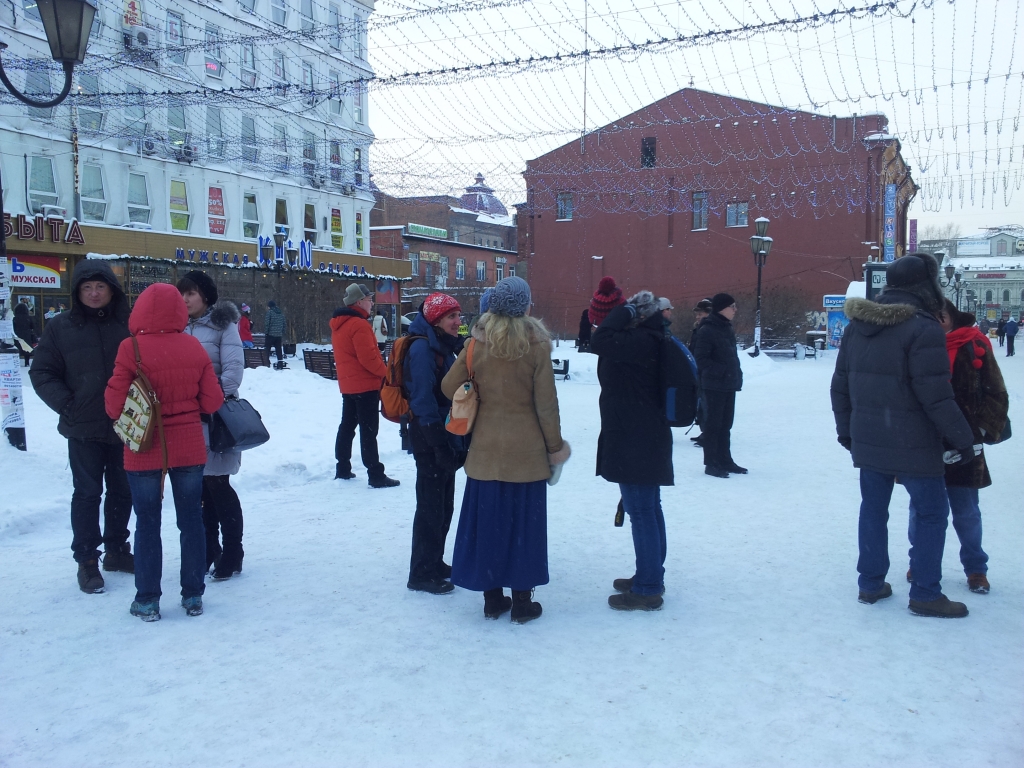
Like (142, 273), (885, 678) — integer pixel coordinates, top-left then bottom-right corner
(985, 290), (993, 302)
(1003, 289), (1010, 302)
(1020, 288), (1024, 303)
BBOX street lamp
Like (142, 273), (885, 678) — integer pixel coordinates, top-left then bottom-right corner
(748, 217), (773, 357)
(937, 256), (963, 309)
(0, 0), (96, 452)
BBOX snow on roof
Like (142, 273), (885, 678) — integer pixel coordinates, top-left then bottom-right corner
(862, 132), (896, 141)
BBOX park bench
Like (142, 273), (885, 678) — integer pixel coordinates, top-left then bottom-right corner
(303, 349), (337, 380)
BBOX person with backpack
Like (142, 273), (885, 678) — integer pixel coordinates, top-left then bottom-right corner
(264, 301), (286, 364)
(692, 293), (746, 478)
(442, 277), (569, 622)
(330, 283), (399, 489)
(104, 283), (224, 621)
(591, 290), (673, 611)
(1005, 316), (1018, 356)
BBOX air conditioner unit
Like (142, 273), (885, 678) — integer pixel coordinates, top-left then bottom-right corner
(341, 184), (355, 196)
(123, 25), (160, 52)
(42, 205), (67, 219)
(172, 135), (198, 163)
(141, 135), (159, 155)
(313, 174), (327, 189)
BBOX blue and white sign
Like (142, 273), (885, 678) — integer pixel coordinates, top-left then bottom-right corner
(883, 184), (897, 262)
(823, 294), (849, 349)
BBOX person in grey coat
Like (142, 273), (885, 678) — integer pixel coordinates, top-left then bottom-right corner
(178, 271), (246, 580)
(264, 301), (286, 363)
(831, 252), (976, 618)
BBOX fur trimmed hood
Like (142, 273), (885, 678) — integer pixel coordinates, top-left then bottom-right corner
(844, 297), (918, 326)
(202, 300), (241, 330)
(471, 312), (551, 344)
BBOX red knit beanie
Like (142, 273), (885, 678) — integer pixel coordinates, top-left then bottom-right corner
(589, 276), (626, 326)
(422, 292), (461, 325)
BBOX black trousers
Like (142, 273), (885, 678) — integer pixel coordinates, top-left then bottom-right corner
(1007, 335), (1016, 356)
(265, 335), (284, 361)
(409, 450), (456, 582)
(201, 475), (244, 569)
(68, 438), (133, 562)
(335, 390), (385, 479)
(701, 389), (736, 469)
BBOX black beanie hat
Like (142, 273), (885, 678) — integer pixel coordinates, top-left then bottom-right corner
(711, 293), (736, 313)
(884, 252), (943, 312)
(180, 270), (219, 306)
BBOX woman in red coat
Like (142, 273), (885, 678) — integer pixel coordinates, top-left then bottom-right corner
(105, 283), (224, 621)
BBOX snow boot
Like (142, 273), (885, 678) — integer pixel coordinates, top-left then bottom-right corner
(77, 560), (105, 593)
(858, 582), (893, 604)
(725, 462), (748, 475)
(213, 552), (243, 581)
(704, 466), (730, 479)
(407, 578), (454, 595)
(909, 595), (969, 618)
(483, 588), (512, 620)
(437, 562), (452, 579)
(335, 467), (356, 480)
(181, 596), (204, 616)
(103, 544), (135, 574)
(510, 590), (542, 624)
(613, 577), (665, 596)
(608, 592), (663, 611)
(130, 601), (160, 622)
(368, 474), (400, 489)
(967, 573), (990, 594)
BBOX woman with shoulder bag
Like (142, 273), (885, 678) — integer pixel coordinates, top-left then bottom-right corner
(442, 277), (570, 623)
(178, 271), (247, 580)
(104, 283), (224, 621)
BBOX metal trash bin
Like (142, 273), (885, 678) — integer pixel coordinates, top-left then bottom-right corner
(806, 331), (827, 350)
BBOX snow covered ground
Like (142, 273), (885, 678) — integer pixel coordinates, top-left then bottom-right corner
(2, 344), (1022, 767)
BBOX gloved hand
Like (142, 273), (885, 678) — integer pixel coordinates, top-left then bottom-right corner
(837, 436), (852, 451)
(953, 445), (980, 467)
(433, 443), (458, 474)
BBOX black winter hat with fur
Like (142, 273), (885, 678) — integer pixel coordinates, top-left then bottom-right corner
(884, 252), (944, 312)
(179, 270), (219, 306)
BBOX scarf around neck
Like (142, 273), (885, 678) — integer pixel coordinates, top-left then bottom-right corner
(945, 326), (990, 372)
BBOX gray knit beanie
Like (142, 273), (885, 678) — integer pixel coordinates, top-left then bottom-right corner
(488, 276), (531, 317)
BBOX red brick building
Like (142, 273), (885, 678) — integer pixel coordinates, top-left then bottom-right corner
(518, 88), (917, 334)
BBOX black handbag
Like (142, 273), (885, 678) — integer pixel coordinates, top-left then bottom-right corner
(209, 397), (270, 453)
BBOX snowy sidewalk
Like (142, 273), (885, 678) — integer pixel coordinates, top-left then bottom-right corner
(2, 348), (1022, 767)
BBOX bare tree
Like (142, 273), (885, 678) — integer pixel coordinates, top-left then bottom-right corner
(917, 222), (962, 241)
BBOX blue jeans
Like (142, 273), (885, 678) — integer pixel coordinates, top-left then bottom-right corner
(127, 465), (207, 604)
(242, 341), (255, 349)
(909, 485), (988, 575)
(859, 469), (948, 602)
(619, 484), (666, 595)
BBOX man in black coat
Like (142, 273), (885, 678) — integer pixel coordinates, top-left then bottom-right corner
(29, 261), (133, 594)
(592, 290), (671, 612)
(831, 252), (975, 618)
(692, 293), (745, 478)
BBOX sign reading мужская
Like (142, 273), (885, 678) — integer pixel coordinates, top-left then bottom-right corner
(6, 256), (62, 289)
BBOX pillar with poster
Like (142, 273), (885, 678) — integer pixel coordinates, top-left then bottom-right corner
(0, 256), (27, 450)
(823, 295), (849, 350)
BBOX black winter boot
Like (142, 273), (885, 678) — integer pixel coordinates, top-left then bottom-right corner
(77, 560), (105, 593)
(510, 590), (542, 624)
(483, 588), (512, 620)
(103, 544), (135, 574)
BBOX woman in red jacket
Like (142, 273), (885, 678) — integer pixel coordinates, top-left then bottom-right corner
(105, 283), (224, 622)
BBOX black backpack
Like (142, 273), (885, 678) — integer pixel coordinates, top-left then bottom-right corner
(660, 336), (699, 427)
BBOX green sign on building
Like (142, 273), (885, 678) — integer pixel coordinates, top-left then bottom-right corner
(408, 223), (448, 239)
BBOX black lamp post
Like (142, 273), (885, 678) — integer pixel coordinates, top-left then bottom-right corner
(938, 260), (963, 310)
(748, 216), (773, 357)
(0, 0), (96, 451)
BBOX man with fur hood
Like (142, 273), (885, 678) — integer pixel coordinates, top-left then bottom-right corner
(831, 252), (976, 618)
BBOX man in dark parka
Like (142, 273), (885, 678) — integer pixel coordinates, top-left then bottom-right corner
(592, 291), (671, 611)
(29, 260), (133, 593)
(831, 252), (976, 618)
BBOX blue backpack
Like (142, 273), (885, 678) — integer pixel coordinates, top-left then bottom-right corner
(661, 336), (699, 427)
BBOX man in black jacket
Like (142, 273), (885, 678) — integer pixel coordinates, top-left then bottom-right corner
(29, 261), (133, 593)
(692, 293), (745, 478)
(831, 253), (976, 618)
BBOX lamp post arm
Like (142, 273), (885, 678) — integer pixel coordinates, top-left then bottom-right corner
(0, 54), (74, 109)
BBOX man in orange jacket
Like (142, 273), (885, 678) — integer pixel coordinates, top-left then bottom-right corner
(330, 283), (400, 488)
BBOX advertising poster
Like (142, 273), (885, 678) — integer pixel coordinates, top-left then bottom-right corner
(376, 279), (399, 305)
(823, 294), (849, 349)
(909, 218), (917, 253)
(8, 255), (62, 289)
(883, 184), (896, 262)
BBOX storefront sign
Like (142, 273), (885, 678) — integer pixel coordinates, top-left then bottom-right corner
(956, 240), (990, 257)
(3, 214), (85, 245)
(419, 251), (441, 262)
(208, 187), (226, 236)
(908, 219), (917, 253)
(883, 184), (896, 262)
(408, 223), (447, 239)
(6, 256), (62, 289)
(974, 273), (1006, 279)
(175, 248), (249, 265)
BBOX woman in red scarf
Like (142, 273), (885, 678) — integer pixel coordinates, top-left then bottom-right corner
(909, 300), (1009, 594)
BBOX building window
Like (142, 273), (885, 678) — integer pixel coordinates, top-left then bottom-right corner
(438, 256), (448, 288)
(353, 148), (362, 186)
(354, 10), (367, 58)
(274, 125), (289, 171)
(508, 265), (516, 277)
(26, 66), (53, 120)
(985, 290), (993, 303)
(127, 173), (151, 224)
(354, 83), (364, 123)
(301, 0), (314, 32)
(726, 201), (749, 227)
(355, 212), (364, 252)
(329, 70), (341, 115)
(455, 258), (465, 280)
(76, 72), (104, 131)
(123, 89), (146, 137)
(409, 252), (419, 276)
(329, 140), (342, 183)
(80, 165), (106, 221)
(206, 106), (225, 158)
(241, 116), (258, 163)
(208, 186), (226, 236)
(22, 0), (40, 20)
(167, 103), (187, 150)
(273, 50), (287, 95)
(496, 262), (504, 281)
(27, 156), (58, 213)
(997, 240), (1007, 256)
(301, 61), (315, 103)
(169, 180), (191, 231)
(641, 137), (657, 168)
(271, 0), (287, 27)
(304, 203), (317, 244)
(329, 3), (341, 49)
(275, 198), (289, 237)
(242, 193), (260, 239)
(167, 12), (186, 64)
(205, 24), (223, 78)
(476, 260), (486, 281)
(330, 207), (343, 248)
(556, 192), (573, 221)
(239, 0), (255, 13)
(241, 43), (257, 87)
(1003, 289), (1011, 302)
(424, 261), (434, 283)
(692, 191), (708, 230)
(303, 131), (317, 184)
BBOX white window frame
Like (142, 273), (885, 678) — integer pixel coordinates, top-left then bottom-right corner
(726, 201), (749, 228)
(692, 191), (708, 231)
(169, 179), (191, 232)
(329, 140), (342, 183)
(76, 72), (104, 131)
(353, 83), (364, 124)
(355, 211), (364, 252)
(206, 106), (225, 158)
(274, 125), (289, 172)
(508, 265), (516, 277)
(80, 164), (107, 222)
(166, 12), (186, 64)
(354, 10), (367, 58)
(123, 89), (147, 137)
(240, 42), (257, 87)
(303, 202), (317, 245)
(455, 258), (465, 280)
(496, 262), (505, 281)
(27, 155), (58, 213)
(127, 172), (151, 224)
(242, 192), (260, 239)
(205, 24), (223, 79)
(328, 4), (341, 49)
(476, 260), (486, 281)
(410, 252), (419, 276)
(329, 71), (341, 115)
(167, 103), (187, 149)
(26, 66), (53, 120)
(300, 0), (314, 32)
(353, 147), (362, 186)
(241, 116), (258, 163)
(556, 192), (573, 221)
(271, 0), (288, 27)
(275, 197), (290, 238)
(239, 0), (255, 13)
(330, 206), (343, 248)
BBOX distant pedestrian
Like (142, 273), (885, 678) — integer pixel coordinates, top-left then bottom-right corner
(105, 283), (224, 621)
(29, 261), (133, 594)
(12, 303), (37, 365)
(372, 311), (389, 353)
(588, 276), (626, 328)
(179, 271), (247, 580)
(831, 252), (975, 618)
(264, 301), (286, 363)
(591, 289), (671, 611)
(1004, 316), (1018, 356)
(692, 293), (746, 478)
(238, 304), (254, 349)
(443, 277), (569, 622)
(995, 318), (1006, 347)
(406, 292), (466, 595)
(330, 283), (399, 488)
(577, 308), (592, 352)
(689, 298), (713, 447)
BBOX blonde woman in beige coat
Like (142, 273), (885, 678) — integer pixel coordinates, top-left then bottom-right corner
(441, 277), (571, 624)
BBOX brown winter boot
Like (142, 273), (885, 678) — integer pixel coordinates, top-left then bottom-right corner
(77, 560), (105, 593)
(103, 546), (135, 574)
(967, 573), (990, 594)
(909, 595), (968, 618)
